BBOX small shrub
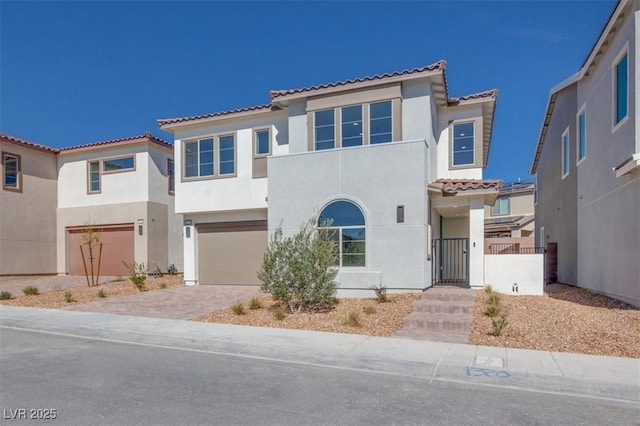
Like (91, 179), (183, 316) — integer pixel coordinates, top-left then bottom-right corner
(483, 285), (494, 294)
(273, 307), (287, 321)
(491, 315), (508, 336)
(159, 282), (167, 289)
(22, 286), (39, 296)
(249, 298), (262, 310)
(486, 292), (502, 306)
(370, 285), (390, 303)
(97, 289), (107, 298)
(231, 303), (245, 315)
(343, 311), (362, 327)
(484, 304), (502, 317)
(0, 291), (13, 300)
(64, 290), (76, 303)
(363, 306), (376, 315)
(123, 261), (147, 291)
(167, 264), (178, 275)
(330, 297), (340, 305)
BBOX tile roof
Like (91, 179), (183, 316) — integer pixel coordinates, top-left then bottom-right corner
(0, 132), (59, 153)
(157, 104), (273, 127)
(59, 132), (172, 152)
(429, 178), (503, 194)
(269, 60), (446, 99)
(448, 88), (498, 105)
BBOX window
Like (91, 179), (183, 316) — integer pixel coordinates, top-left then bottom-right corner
(577, 109), (586, 163)
(2, 152), (21, 192)
(255, 129), (270, 156)
(562, 127), (570, 178)
(318, 200), (365, 267)
(102, 156), (134, 172)
(492, 196), (510, 216)
(88, 161), (100, 193)
(314, 100), (394, 150)
(184, 134), (235, 179)
(452, 122), (474, 166)
(614, 52), (628, 125)
(168, 159), (175, 194)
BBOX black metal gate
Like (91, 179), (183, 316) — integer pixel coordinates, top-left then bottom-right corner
(432, 238), (469, 286)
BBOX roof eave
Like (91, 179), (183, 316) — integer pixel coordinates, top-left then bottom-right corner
(158, 106), (278, 131)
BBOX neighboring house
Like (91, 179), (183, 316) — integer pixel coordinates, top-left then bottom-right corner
(0, 133), (58, 275)
(159, 60), (502, 296)
(484, 180), (535, 253)
(531, 0), (639, 307)
(0, 132), (183, 276)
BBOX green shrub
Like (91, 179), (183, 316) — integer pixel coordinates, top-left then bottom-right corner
(258, 218), (338, 314)
(343, 311), (362, 327)
(0, 291), (13, 300)
(22, 286), (39, 296)
(491, 315), (508, 336)
(487, 292), (502, 306)
(484, 304), (502, 317)
(97, 289), (107, 298)
(370, 285), (390, 303)
(483, 285), (494, 294)
(363, 306), (376, 315)
(64, 290), (75, 303)
(273, 307), (287, 321)
(249, 298), (262, 310)
(231, 303), (245, 315)
(329, 297), (340, 305)
(122, 261), (147, 291)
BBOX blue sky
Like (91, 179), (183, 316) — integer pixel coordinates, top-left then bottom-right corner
(1, 1), (616, 182)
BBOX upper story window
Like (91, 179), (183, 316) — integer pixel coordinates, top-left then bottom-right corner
(253, 128), (271, 179)
(318, 200), (366, 267)
(452, 122), (474, 166)
(577, 109), (586, 163)
(168, 159), (175, 194)
(562, 127), (570, 178)
(184, 134), (235, 179)
(614, 51), (628, 126)
(88, 161), (100, 193)
(492, 196), (510, 216)
(313, 100), (394, 151)
(2, 152), (21, 192)
(102, 156), (134, 172)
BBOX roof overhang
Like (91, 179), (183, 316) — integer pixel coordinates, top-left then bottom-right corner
(158, 105), (278, 132)
(59, 133), (172, 154)
(614, 153), (640, 177)
(428, 178), (503, 208)
(0, 133), (59, 154)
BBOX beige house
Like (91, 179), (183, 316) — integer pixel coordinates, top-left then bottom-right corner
(484, 180), (535, 254)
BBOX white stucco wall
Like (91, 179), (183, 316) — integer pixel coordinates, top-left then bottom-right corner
(268, 140), (430, 296)
(485, 254), (544, 295)
(436, 104), (484, 180)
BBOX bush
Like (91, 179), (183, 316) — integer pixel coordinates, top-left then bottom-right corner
(64, 290), (75, 303)
(159, 282), (167, 289)
(487, 292), (502, 306)
(273, 307), (287, 321)
(22, 286), (39, 296)
(484, 304), (502, 317)
(249, 298), (262, 310)
(483, 285), (494, 294)
(370, 285), (390, 303)
(491, 315), (508, 336)
(363, 306), (377, 315)
(231, 303), (245, 315)
(123, 261), (147, 291)
(0, 291), (13, 300)
(343, 311), (362, 327)
(258, 218), (338, 314)
(97, 289), (107, 298)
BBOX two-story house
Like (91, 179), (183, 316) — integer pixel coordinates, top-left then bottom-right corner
(0, 132), (183, 276)
(531, 0), (639, 307)
(484, 180), (535, 253)
(159, 61), (500, 296)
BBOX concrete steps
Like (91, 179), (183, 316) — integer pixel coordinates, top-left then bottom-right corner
(392, 286), (476, 343)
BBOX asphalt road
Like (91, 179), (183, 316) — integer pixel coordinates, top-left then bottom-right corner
(1, 328), (638, 426)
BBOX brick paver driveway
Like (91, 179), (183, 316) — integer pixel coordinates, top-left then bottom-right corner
(64, 285), (260, 320)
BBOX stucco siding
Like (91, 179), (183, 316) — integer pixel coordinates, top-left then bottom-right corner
(0, 143), (57, 275)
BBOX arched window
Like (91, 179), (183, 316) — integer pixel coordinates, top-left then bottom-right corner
(319, 200), (365, 267)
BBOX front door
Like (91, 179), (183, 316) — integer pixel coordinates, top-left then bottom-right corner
(432, 238), (469, 286)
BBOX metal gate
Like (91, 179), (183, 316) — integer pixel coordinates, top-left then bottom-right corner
(432, 238), (469, 286)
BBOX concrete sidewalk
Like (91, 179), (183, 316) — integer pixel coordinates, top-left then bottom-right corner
(1, 305), (638, 403)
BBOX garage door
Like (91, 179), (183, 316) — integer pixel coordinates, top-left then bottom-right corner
(68, 225), (134, 276)
(198, 221), (267, 285)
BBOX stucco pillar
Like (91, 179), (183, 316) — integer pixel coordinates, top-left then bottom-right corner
(183, 224), (198, 285)
(468, 197), (485, 288)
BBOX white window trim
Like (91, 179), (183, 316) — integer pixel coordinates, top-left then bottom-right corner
(576, 105), (587, 166)
(611, 42), (629, 133)
(561, 126), (570, 179)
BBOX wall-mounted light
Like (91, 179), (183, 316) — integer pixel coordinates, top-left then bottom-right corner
(137, 219), (144, 236)
(397, 205), (404, 223)
(184, 219), (192, 238)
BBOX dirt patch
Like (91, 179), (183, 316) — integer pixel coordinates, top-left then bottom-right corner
(0, 275), (182, 309)
(195, 293), (421, 337)
(469, 283), (640, 358)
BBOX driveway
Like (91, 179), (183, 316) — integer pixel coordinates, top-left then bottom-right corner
(64, 285), (260, 320)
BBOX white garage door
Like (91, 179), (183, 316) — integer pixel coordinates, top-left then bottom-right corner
(197, 221), (268, 285)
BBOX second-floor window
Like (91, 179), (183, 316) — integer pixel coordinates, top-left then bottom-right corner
(577, 109), (586, 162)
(88, 161), (100, 193)
(2, 152), (21, 192)
(184, 134), (235, 179)
(102, 156), (134, 172)
(452, 122), (474, 166)
(562, 128), (570, 178)
(313, 100), (393, 150)
(492, 196), (509, 216)
(168, 159), (175, 194)
(614, 51), (628, 125)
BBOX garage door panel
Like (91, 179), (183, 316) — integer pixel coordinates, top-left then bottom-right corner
(69, 226), (134, 276)
(198, 224), (267, 285)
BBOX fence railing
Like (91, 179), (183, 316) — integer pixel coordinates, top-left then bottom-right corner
(487, 244), (545, 255)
